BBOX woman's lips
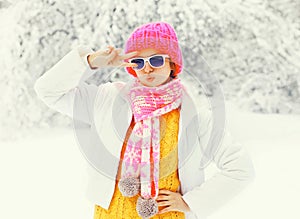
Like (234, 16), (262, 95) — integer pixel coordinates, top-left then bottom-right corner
(146, 77), (154, 82)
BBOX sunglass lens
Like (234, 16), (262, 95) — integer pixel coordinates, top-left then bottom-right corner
(130, 59), (144, 69)
(150, 56), (164, 67)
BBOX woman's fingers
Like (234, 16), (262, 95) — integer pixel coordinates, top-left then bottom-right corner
(89, 46), (138, 68)
(156, 195), (169, 201)
(157, 200), (173, 207)
(120, 51), (138, 60)
(106, 49), (118, 63)
(115, 48), (122, 54)
(156, 190), (191, 214)
(106, 45), (114, 53)
(121, 62), (138, 68)
(158, 190), (172, 195)
(109, 49), (138, 67)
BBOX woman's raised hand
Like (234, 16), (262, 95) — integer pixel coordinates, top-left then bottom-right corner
(87, 45), (138, 69)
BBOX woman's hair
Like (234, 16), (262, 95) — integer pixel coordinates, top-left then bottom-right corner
(169, 62), (176, 79)
(124, 22), (183, 77)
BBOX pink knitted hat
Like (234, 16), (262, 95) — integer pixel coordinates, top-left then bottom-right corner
(124, 22), (183, 77)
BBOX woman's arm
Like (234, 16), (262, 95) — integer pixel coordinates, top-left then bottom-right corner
(34, 46), (101, 124)
(181, 109), (255, 218)
(34, 45), (138, 124)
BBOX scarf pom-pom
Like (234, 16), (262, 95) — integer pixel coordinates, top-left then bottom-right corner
(136, 196), (158, 218)
(118, 177), (140, 197)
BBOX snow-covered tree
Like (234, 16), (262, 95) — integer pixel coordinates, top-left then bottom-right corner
(1, 0), (299, 141)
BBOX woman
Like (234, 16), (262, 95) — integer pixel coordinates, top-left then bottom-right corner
(34, 22), (255, 219)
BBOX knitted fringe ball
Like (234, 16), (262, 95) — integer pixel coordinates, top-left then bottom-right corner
(118, 177), (140, 197)
(136, 196), (158, 218)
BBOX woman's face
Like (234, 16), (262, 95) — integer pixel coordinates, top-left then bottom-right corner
(132, 48), (173, 87)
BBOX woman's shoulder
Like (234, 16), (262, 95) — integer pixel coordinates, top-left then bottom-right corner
(94, 81), (130, 102)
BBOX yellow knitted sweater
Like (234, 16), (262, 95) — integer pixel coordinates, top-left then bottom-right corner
(93, 109), (185, 219)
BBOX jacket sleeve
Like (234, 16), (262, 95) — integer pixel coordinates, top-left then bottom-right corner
(34, 45), (100, 124)
(181, 108), (255, 218)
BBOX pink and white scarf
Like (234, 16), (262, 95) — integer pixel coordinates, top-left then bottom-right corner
(120, 78), (183, 199)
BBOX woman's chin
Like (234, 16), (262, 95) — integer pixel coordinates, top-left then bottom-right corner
(140, 78), (169, 87)
(142, 82), (157, 87)
(140, 79), (157, 87)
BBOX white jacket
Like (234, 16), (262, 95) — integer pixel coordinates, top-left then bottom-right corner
(34, 46), (255, 219)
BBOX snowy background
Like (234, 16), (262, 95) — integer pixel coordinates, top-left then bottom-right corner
(0, 0), (300, 218)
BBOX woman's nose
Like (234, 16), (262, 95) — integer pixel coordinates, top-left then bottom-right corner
(143, 61), (153, 73)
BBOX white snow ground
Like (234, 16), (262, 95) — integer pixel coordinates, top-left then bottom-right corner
(0, 102), (300, 219)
